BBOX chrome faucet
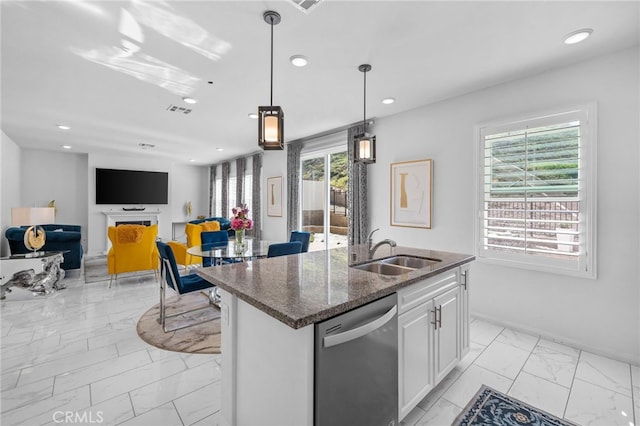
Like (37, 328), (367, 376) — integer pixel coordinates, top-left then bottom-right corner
(367, 228), (396, 258)
(367, 228), (380, 252)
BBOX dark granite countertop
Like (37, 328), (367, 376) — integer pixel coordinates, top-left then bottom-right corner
(197, 244), (474, 329)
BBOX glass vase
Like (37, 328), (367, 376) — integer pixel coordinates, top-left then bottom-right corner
(235, 229), (244, 248)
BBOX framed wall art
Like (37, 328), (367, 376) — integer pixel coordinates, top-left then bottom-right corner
(267, 176), (283, 217)
(390, 159), (433, 228)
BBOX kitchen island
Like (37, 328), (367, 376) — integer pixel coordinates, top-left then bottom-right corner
(197, 244), (474, 425)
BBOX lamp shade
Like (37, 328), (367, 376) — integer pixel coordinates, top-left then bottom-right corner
(353, 134), (376, 164)
(11, 207), (55, 226)
(258, 106), (284, 150)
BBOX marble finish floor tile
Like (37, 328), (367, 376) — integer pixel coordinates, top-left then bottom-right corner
(473, 340), (532, 379)
(508, 371), (570, 418)
(129, 361), (221, 415)
(90, 356), (187, 404)
(522, 339), (579, 388)
(441, 364), (513, 408)
(469, 319), (504, 346)
(1, 385), (91, 426)
(565, 378), (633, 426)
(575, 351), (632, 397)
(495, 328), (539, 352)
(416, 397), (461, 425)
(3, 270), (637, 426)
(173, 381), (222, 425)
(118, 402), (183, 426)
(53, 349), (152, 394)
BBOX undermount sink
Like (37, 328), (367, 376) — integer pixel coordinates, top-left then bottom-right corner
(352, 262), (414, 276)
(380, 255), (441, 269)
(352, 255), (442, 276)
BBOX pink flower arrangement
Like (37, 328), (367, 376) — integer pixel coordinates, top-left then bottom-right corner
(230, 204), (253, 231)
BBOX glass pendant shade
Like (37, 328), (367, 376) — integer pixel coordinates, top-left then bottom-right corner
(258, 106), (284, 150)
(353, 133), (376, 164)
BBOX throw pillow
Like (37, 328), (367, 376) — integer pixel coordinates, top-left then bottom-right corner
(200, 221), (220, 232)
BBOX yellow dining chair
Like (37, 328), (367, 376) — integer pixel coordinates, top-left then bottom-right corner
(107, 224), (159, 287)
(169, 221), (221, 268)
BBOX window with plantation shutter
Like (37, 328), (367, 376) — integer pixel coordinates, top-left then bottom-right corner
(475, 104), (597, 278)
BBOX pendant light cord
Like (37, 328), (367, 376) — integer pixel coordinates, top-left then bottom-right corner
(363, 69), (367, 129)
(270, 17), (274, 107)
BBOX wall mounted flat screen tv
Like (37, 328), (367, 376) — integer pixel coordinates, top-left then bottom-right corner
(96, 168), (169, 205)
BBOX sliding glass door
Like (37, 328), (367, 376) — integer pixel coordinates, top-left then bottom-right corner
(301, 148), (348, 251)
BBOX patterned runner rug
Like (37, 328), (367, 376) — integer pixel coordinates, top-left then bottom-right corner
(453, 385), (577, 426)
(136, 291), (221, 354)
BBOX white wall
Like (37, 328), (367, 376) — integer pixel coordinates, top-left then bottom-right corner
(1, 132), (22, 257)
(261, 150), (288, 242)
(367, 47), (639, 363)
(171, 163), (210, 221)
(19, 149), (89, 252)
(87, 153), (208, 256)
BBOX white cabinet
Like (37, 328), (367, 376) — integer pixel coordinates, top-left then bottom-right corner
(397, 266), (469, 421)
(398, 300), (434, 419)
(433, 285), (460, 384)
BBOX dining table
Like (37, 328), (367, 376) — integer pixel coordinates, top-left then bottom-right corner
(186, 237), (275, 265)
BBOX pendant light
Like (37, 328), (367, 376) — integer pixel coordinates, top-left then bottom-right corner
(353, 64), (376, 164)
(258, 11), (284, 150)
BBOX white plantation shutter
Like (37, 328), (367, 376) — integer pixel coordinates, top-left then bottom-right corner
(476, 104), (597, 278)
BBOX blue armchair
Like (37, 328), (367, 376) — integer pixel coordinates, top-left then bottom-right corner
(5, 225), (83, 270)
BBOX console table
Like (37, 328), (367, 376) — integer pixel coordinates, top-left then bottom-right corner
(0, 252), (66, 299)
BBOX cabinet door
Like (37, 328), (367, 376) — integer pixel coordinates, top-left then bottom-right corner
(398, 301), (434, 421)
(433, 286), (460, 384)
(459, 265), (470, 357)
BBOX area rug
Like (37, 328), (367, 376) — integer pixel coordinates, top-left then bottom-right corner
(453, 385), (577, 426)
(84, 256), (155, 284)
(136, 291), (221, 354)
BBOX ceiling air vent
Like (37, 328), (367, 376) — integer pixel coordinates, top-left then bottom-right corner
(139, 143), (155, 149)
(166, 104), (192, 114)
(289, 0), (323, 13)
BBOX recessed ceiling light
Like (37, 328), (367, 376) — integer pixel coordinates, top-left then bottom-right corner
(182, 97), (197, 104)
(382, 97), (396, 105)
(216, 147), (224, 152)
(57, 124), (71, 130)
(564, 28), (593, 45)
(61, 145), (72, 149)
(248, 113), (258, 119)
(189, 159), (196, 162)
(290, 55), (308, 67)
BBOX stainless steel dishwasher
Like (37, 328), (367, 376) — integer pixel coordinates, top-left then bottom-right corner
(314, 293), (398, 426)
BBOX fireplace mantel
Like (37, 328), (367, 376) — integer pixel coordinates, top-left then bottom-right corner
(102, 210), (162, 251)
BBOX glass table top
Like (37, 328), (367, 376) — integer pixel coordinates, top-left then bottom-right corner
(186, 238), (276, 260)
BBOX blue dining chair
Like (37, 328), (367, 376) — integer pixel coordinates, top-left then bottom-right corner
(289, 231), (311, 253)
(201, 230), (229, 267)
(267, 241), (303, 258)
(156, 241), (217, 332)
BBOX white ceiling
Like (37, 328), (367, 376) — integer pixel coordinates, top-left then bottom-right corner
(1, 1), (638, 165)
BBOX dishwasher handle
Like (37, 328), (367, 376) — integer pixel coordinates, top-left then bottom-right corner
(323, 305), (397, 348)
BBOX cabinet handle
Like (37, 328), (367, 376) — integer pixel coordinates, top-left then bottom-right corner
(437, 305), (442, 329)
(431, 309), (438, 330)
(461, 270), (468, 290)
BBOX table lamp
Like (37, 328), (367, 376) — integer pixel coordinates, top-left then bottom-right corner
(11, 207), (55, 252)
